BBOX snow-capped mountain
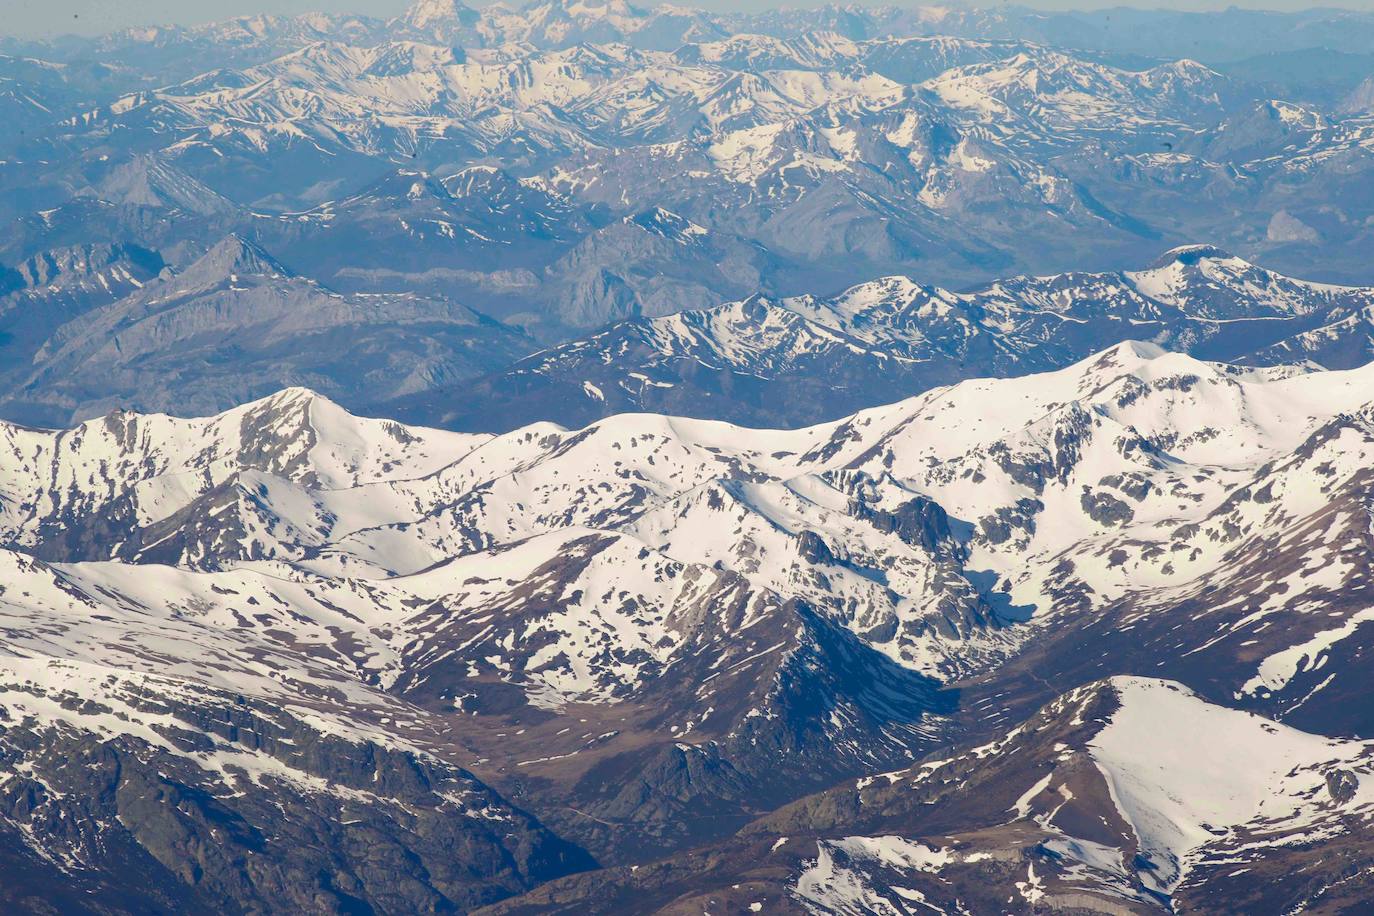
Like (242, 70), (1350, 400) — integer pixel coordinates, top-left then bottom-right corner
(5, 341), (1374, 909)
(389, 246), (1374, 431)
(5, 2), (1374, 910)
(20, 226), (1374, 437)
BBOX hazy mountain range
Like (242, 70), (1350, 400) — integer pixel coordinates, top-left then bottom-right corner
(4, 0), (1374, 321)
(3, 1), (1374, 912)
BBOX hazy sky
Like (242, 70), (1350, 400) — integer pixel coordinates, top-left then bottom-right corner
(6, 0), (1374, 39)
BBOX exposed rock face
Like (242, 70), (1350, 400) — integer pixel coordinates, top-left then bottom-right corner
(479, 679), (1374, 915)
(0, 236), (534, 427)
(0, 686), (594, 914)
(851, 494), (959, 558)
(0, 242), (167, 395)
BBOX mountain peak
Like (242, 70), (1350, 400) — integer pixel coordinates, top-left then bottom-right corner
(1157, 57), (1217, 78)
(1338, 75), (1374, 117)
(94, 154), (237, 216)
(526, 0), (639, 13)
(1104, 338), (1168, 361)
(258, 385), (327, 409)
(398, 0), (478, 31)
(1070, 339), (1173, 384)
(185, 235), (291, 282)
(353, 168), (452, 205)
(1146, 244), (1238, 270)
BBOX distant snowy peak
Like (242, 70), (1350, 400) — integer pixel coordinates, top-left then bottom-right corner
(60, 19), (1256, 172)
(1118, 243), (1363, 319)
(398, 0), (480, 33)
(920, 48), (1234, 138)
(420, 244), (1374, 434)
(673, 30), (860, 71)
(625, 205), (707, 241)
(1141, 242), (1234, 268)
(99, 11), (384, 50)
(758, 245), (1361, 333)
(390, 0), (729, 49)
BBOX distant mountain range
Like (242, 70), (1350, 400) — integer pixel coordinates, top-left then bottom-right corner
(367, 244), (1374, 430)
(0, 234), (532, 426)
(6, 237), (1374, 431)
(3, 0), (1374, 340)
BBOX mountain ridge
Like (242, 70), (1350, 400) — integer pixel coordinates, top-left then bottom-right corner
(385, 245), (1374, 432)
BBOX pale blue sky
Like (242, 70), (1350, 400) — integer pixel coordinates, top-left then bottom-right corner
(6, 0), (1374, 39)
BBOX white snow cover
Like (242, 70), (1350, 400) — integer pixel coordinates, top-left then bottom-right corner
(3, 342), (1374, 700)
(791, 677), (1374, 910)
(1089, 677), (1374, 894)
